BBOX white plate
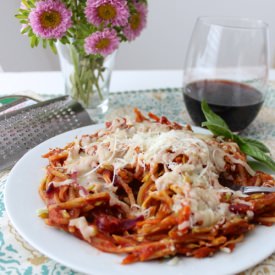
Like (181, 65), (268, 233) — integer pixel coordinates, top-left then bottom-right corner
(5, 124), (275, 275)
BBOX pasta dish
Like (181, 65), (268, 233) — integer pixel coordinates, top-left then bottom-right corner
(39, 109), (275, 264)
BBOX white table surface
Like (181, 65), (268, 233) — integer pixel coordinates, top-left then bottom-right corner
(0, 70), (182, 96)
(0, 70), (275, 96)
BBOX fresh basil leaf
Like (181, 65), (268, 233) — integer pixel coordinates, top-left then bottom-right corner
(201, 100), (230, 130)
(241, 137), (270, 154)
(200, 100), (275, 171)
(239, 142), (275, 171)
(225, 128), (271, 154)
(202, 122), (233, 139)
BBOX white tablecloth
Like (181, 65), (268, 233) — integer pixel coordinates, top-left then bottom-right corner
(0, 70), (183, 96)
(1, 70), (275, 96)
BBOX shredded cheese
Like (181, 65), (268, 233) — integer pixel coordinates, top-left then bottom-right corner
(62, 118), (255, 228)
(69, 217), (97, 241)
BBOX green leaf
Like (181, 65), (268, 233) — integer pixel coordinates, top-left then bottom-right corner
(15, 14), (27, 19)
(201, 99), (230, 130)
(200, 100), (275, 172)
(19, 19), (29, 24)
(19, 9), (30, 16)
(201, 122), (233, 139)
(28, 29), (34, 37)
(42, 39), (47, 49)
(35, 37), (40, 47)
(21, 26), (31, 34)
(60, 36), (70, 44)
(28, 0), (36, 7)
(239, 143), (275, 171)
(30, 35), (37, 48)
(22, 0), (31, 9)
(48, 40), (57, 54)
(241, 137), (270, 154)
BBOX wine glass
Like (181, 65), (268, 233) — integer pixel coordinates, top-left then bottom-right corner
(183, 17), (269, 132)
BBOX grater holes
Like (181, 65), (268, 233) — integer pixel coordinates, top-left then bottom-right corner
(11, 136), (18, 142)
(0, 97), (92, 170)
(23, 142), (31, 149)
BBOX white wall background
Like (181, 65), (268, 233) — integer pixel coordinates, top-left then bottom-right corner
(1, 0), (275, 71)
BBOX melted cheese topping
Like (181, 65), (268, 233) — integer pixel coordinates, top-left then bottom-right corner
(51, 178), (74, 187)
(62, 118), (254, 228)
(69, 217), (97, 240)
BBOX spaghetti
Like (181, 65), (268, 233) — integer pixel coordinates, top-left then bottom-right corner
(39, 109), (275, 264)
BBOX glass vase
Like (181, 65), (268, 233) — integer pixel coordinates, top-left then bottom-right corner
(57, 42), (116, 115)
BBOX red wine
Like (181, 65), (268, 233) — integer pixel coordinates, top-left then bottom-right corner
(184, 80), (264, 132)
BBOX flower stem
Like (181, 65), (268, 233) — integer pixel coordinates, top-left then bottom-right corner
(69, 44), (106, 108)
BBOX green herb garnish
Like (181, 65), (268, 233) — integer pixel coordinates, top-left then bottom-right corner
(201, 100), (275, 171)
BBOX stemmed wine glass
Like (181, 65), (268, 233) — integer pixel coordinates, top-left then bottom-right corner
(183, 17), (269, 132)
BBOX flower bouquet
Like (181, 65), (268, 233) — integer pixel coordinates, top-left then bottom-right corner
(16, 0), (148, 111)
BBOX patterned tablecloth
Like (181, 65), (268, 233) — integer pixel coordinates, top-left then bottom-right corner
(1, 87), (275, 274)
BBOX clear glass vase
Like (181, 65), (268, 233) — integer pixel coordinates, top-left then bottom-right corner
(57, 42), (116, 115)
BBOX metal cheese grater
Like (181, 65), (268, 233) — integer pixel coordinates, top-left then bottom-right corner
(0, 96), (93, 171)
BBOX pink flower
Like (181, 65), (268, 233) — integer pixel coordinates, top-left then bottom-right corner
(84, 29), (119, 56)
(123, 2), (148, 41)
(85, 0), (129, 27)
(29, 0), (72, 39)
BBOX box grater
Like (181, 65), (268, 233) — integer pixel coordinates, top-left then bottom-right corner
(0, 96), (93, 171)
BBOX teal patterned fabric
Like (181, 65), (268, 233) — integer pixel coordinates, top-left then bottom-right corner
(1, 87), (275, 274)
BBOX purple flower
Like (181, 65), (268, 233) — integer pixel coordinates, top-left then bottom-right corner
(85, 0), (129, 27)
(29, 0), (72, 39)
(123, 2), (148, 41)
(84, 29), (119, 56)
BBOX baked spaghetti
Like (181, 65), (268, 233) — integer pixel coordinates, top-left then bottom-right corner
(39, 109), (275, 264)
